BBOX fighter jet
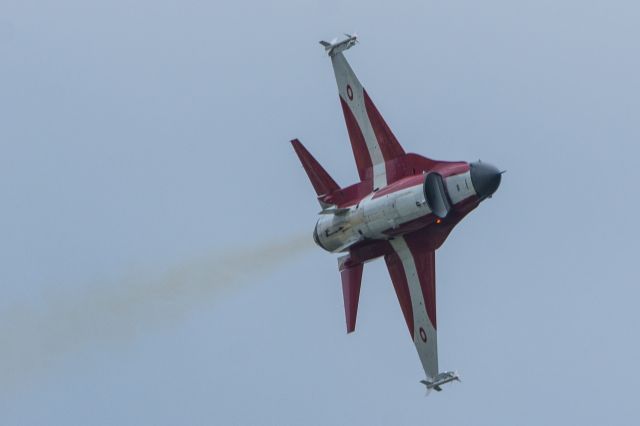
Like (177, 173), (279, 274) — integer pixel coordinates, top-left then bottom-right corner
(291, 35), (502, 391)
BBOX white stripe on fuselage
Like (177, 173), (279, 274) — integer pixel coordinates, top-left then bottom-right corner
(390, 237), (439, 380)
(332, 53), (387, 189)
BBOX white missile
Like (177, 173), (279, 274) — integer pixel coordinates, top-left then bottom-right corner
(319, 33), (358, 57)
(420, 371), (461, 393)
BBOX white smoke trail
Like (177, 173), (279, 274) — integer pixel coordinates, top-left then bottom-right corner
(0, 234), (313, 393)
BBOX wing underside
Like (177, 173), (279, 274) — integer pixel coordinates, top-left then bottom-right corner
(329, 51), (405, 189)
(385, 236), (439, 380)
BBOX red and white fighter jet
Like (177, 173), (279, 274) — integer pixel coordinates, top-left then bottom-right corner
(291, 36), (502, 391)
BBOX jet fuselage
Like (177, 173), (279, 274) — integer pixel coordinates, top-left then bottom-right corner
(314, 162), (501, 253)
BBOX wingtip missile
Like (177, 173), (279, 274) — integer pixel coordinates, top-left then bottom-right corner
(319, 34), (358, 57)
(420, 371), (461, 394)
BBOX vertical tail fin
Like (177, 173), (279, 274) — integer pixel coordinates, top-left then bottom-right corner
(291, 139), (340, 201)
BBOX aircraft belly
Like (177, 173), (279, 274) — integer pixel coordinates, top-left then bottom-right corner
(363, 184), (429, 238)
(315, 183), (432, 252)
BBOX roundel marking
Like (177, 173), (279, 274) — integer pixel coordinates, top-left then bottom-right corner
(419, 327), (427, 343)
(346, 84), (353, 100)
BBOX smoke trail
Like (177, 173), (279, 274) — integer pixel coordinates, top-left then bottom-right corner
(0, 234), (313, 392)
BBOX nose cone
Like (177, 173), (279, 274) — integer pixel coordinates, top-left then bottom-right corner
(470, 161), (502, 200)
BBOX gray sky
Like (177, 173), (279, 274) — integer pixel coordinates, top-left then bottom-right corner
(1, 0), (639, 424)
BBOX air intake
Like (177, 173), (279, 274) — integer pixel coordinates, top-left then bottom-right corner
(424, 173), (452, 219)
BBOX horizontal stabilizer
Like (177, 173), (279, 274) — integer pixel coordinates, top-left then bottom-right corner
(338, 256), (363, 333)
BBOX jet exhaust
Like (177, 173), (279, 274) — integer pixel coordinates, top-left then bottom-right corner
(0, 234), (312, 393)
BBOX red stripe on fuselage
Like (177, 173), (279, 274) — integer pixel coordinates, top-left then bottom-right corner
(429, 162), (470, 178)
(372, 174), (424, 199)
(349, 239), (393, 264)
(384, 214), (436, 237)
(327, 180), (373, 208)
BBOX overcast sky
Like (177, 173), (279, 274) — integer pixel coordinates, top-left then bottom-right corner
(1, 0), (639, 424)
